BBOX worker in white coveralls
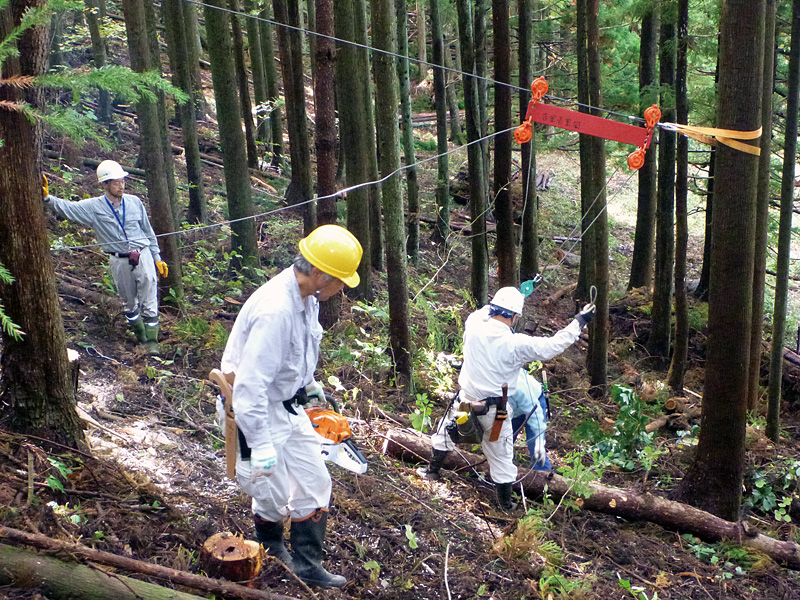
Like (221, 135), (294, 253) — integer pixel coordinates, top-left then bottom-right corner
(220, 224), (362, 589)
(509, 368), (551, 471)
(419, 286), (595, 511)
(43, 160), (168, 355)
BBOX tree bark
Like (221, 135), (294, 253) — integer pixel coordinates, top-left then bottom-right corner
(372, 0), (413, 390)
(767, 0), (800, 441)
(474, 0), (489, 194)
(647, 7), (677, 363)
(518, 0), (538, 283)
(335, 0), (372, 300)
(273, 0), (315, 234)
(244, 0), (268, 143)
(122, 0), (183, 298)
(456, 0), (488, 306)
(0, 0), (85, 449)
(397, 0), (420, 263)
(162, 0), (207, 224)
(673, 0), (765, 520)
(416, 0), (427, 83)
(628, 6), (659, 290)
(667, 0), (689, 393)
(381, 430), (800, 570)
(0, 527), (302, 600)
(443, 37), (464, 145)
(493, 0), (517, 288)
(429, 0), (450, 246)
(204, 0), (259, 272)
(84, 0), (111, 123)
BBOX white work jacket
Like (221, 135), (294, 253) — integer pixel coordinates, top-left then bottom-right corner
(221, 267), (323, 449)
(458, 305), (581, 401)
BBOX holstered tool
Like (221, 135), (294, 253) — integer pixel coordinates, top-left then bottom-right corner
(488, 383), (508, 442)
(208, 369), (237, 480)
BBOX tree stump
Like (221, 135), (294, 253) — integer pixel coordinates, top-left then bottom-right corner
(200, 533), (263, 582)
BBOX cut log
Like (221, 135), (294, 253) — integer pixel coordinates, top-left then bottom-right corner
(200, 532), (263, 581)
(382, 428), (800, 569)
(541, 282), (578, 306)
(0, 526), (300, 600)
(0, 543), (205, 600)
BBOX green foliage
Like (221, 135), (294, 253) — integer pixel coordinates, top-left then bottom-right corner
(363, 560), (381, 583)
(681, 535), (768, 579)
(409, 393), (435, 433)
(573, 385), (663, 471)
(539, 570), (593, 600)
(37, 66), (188, 105)
(619, 577), (659, 600)
(403, 524), (419, 549)
(687, 302), (709, 332)
(0, 261), (24, 340)
(0, 0), (83, 64)
(743, 459), (800, 523)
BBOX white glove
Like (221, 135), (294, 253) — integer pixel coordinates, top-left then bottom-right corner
(250, 444), (277, 482)
(305, 381), (325, 403)
(531, 434), (547, 467)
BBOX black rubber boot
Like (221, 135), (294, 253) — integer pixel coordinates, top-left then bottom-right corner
(495, 482), (517, 512)
(254, 515), (293, 568)
(416, 449), (449, 480)
(290, 509), (346, 588)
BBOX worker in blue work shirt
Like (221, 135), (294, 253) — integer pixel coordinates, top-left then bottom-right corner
(43, 160), (168, 355)
(509, 368), (551, 471)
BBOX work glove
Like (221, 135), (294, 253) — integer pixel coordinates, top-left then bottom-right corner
(155, 260), (168, 278)
(250, 444), (277, 482)
(42, 174), (49, 199)
(305, 380), (325, 403)
(531, 433), (547, 467)
(575, 303), (596, 327)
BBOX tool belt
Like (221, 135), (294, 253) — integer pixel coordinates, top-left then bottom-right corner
(445, 409), (484, 445)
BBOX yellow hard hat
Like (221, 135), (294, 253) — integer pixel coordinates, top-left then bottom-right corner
(299, 225), (363, 288)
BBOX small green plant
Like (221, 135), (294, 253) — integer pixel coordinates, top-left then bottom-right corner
(363, 560), (381, 584)
(404, 524), (419, 549)
(682, 534), (767, 576)
(619, 577), (659, 600)
(0, 261), (24, 340)
(743, 458), (800, 522)
(409, 393), (435, 433)
(573, 385), (663, 471)
(539, 570), (593, 599)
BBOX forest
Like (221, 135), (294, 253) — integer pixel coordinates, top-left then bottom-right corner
(2, 0), (800, 598)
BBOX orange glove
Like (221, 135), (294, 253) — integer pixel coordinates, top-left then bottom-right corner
(156, 260), (168, 278)
(42, 174), (49, 198)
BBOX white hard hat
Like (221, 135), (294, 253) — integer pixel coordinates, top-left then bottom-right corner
(96, 160), (129, 183)
(490, 287), (525, 315)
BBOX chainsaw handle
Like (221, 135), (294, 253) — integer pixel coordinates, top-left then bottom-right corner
(325, 394), (340, 414)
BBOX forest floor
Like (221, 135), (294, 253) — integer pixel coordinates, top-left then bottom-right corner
(4, 114), (800, 600)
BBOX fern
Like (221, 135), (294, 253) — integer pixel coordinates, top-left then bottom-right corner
(0, 263), (24, 341)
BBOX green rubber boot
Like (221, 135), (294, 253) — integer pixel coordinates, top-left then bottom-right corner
(128, 317), (148, 344)
(143, 323), (160, 356)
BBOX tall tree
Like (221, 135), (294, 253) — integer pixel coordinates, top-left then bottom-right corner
(429, 0), (450, 245)
(767, 0), (800, 441)
(673, 0), (765, 520)
(586, 0), (607, 394)
(162, 0), (207, 224)
(493, 0), (516, 288)
(456, 0), (488, 305)
(575, 0), (594, 301)
(647, 2), (677, 362)
(183, 1), (208, 118)
(667, 0), (689, 392)
(335, 0), (372, 299)
(84, 0), (111, 123)
(749, 0), (776, 412)
(258, 3), (284, 170)
(305, 0), (316, 84)
(274, 0), (315, 234)
(354, 0), (383, 270)
(518, 0), (538, 282)
(244, 0), (268, 143)
(628, 5), (659, 290)
(204, 0), (259, 271)
(372, 0), (413, 389)
(0, 0), (85, 448)
(474, 0), (489, 193)
(397, 0), (420, 262)
(122, 0), (183, 298)
(442, 35), (464, 145)
(229, 0), (259, 170)
(416, 0), (427, 83)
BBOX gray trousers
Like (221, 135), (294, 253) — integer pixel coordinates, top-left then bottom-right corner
(109, 246), (158, 323)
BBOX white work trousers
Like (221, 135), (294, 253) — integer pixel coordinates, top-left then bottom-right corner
(236, 401), (331, 522)
(430, 396), (517, 484)
(109, 246), (158, 320)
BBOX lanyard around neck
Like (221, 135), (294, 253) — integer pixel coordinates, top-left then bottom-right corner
(105, 197), (127, 240)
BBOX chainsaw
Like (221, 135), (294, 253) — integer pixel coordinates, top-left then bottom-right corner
(306, 398), (368, 474)
(208, 370), (368, 478)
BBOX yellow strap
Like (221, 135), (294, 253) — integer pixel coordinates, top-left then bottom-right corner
(663, 123), (762, 156)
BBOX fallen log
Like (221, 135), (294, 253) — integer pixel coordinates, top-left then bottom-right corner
(0, 526), (301, 600)
(0, 543), (205, 600)
(382, 428), (800, 569)
(58, 279), (118, 307)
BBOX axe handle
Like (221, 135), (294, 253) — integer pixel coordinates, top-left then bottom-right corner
(488, 383), (508, 442)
